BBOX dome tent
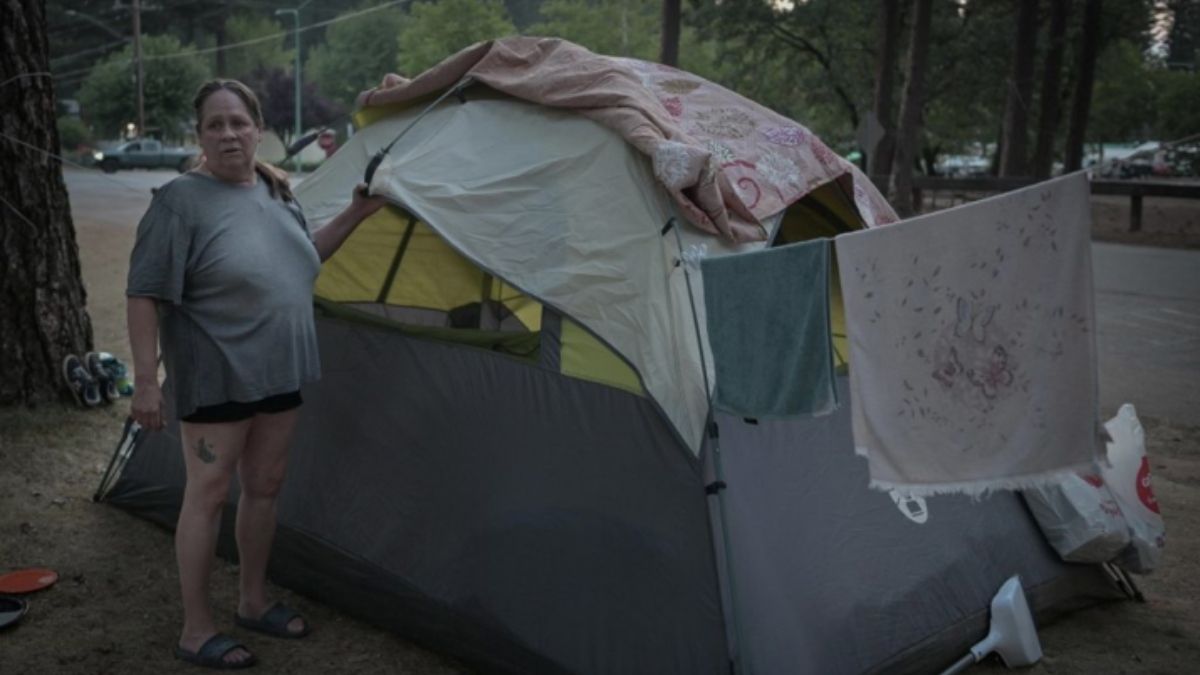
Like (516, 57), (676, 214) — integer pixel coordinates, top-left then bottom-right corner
(99, 38), (1124, 674)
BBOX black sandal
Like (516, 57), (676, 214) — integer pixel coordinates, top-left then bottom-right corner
(174, 633), (256, 670)
(235, 601), (310, 639)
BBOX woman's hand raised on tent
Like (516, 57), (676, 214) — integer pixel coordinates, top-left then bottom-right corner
(350, 182), (388, 220)
(313, 184), (389, 262)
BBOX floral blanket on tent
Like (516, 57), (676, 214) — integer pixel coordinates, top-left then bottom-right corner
(358, 37), (898, 243)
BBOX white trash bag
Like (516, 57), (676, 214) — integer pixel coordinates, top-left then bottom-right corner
(1025, 472), (1129, 563)
(1100, 404), (1166, 574)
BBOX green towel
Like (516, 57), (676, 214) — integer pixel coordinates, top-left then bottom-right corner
(701, 240), (838, 418)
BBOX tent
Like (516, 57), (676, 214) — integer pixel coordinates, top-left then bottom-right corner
(98, 43), (1125, 674)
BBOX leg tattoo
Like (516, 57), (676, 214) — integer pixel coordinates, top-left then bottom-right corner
(195, 437), (217, 464)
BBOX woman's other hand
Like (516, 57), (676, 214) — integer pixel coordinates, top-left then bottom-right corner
(131, 378), (165, 431)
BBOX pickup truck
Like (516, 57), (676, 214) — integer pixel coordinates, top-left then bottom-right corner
(93, 139), (199, 173)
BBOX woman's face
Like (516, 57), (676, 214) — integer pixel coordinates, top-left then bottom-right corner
(197, 89), (261, 179)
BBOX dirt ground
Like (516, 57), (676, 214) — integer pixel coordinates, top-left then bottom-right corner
(1, 176), (1198, 673)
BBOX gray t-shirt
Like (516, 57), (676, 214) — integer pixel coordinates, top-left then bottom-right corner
(126, 171), (322, 418)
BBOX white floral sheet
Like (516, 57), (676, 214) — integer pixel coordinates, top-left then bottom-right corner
(835, 173), (1103, 497)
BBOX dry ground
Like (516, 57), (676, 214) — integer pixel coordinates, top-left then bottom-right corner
(0, 173), (1197, 673)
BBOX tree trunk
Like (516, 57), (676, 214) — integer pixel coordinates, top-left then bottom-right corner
(999, 0), (1039, 177)
(1032, 0), (1072, 179)
(890, 0), (934, 218)
(0, 0), (94, 406)
(660, 0), (681, 67)
(869, 0), (902, 179)
(1065, 0), (1102, 172)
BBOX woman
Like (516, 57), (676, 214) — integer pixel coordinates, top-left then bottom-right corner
(126, 79), (386, 669)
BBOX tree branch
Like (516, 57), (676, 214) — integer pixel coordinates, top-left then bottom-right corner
(770, 24), (860, 129)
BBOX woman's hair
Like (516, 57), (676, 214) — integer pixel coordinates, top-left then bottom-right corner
(193, 79), (294, 202)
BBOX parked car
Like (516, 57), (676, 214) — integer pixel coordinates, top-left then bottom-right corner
(93, 139), (199, 173)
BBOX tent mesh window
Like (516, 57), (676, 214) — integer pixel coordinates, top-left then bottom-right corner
(314, 204), (543, 360)
(313, 204), (645, 395)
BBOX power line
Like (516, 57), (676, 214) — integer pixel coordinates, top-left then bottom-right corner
(50, 38), (131, 67)
(0, 131), (152, 199)
(0, 194), (40, 230)
(1, 72), (52, 88)
(52, 0), (404, 82)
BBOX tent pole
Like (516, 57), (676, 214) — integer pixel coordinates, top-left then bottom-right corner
(665, 217), (747, 675)
(376, 215), (418, 304)
(363, 76), (475, 187)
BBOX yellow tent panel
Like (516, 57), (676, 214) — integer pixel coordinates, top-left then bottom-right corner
(560, 319), (644, 396)
(775, 180), (865, 368)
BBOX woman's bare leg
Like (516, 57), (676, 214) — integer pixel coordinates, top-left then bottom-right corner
(235, 408), (305, 634)
(177, 418), (254, 664)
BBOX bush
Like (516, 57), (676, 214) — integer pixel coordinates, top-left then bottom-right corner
(57, 116), (92, 151)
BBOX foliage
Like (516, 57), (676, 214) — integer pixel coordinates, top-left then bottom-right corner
(529, 0), (660, 58)
(77, 34), (210, 141)
(398, 0), (517, 75)
(305, 2), (406, 107)
(223, 14), (293, 82)
(1153, 69), (1200, 140)
(689, 0), (876, 148)
(1089, 40), (1158, 142)
(241, 67), (345, 141)
(526, 0), (721, 81)
(504, 0), (547, 29)
(1164, 0), (1200, 69)
(56, 0), (1177, 171)
(921, 2), (1015, 158)
(56, 116), (92, 150)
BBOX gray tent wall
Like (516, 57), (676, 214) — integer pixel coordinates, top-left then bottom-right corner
(103, 313), (729, 675)
(707, 380), (1123, 674)
(102, 309), (1123, 674)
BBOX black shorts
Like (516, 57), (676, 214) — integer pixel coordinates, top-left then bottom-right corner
(181, 391), (303, 424)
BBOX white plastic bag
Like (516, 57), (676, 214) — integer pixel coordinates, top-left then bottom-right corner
(1100, 404), (1166, 574)
(1025, 472), (1129, 563)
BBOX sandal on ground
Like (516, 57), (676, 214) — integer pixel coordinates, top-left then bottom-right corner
(235, 601), (310, 639)
(62, 354), (101, 407)
(174, 633), (256, 670)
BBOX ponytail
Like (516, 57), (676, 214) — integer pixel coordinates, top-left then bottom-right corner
(254, 160), (295, 203)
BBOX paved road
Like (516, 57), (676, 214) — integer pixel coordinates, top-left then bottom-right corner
(62, 167), (311, 228)
(64, 168), (1200, 424)
(63, 166), (170, 228)
(1093, 243), (1200, 425)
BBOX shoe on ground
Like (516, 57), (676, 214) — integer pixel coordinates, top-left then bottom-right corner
(85, 352), (120, 403)
(99, 353), (134, 396)
(62, 354), (102, 407)
(174, 633), (257, 670)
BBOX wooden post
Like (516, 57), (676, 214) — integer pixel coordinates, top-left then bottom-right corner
(1130, 193), (1143, 232)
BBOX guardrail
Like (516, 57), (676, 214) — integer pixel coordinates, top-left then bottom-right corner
(873, 176), (1200, 232)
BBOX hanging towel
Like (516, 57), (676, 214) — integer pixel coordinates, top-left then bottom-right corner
(835, 172), (1102, 498)
(701, 240), (838, 418)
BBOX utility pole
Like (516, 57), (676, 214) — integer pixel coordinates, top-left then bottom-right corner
(133, 0), (144, 137)
(275, 4), (307, 173)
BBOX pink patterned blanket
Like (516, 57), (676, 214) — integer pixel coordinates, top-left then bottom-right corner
(360, 37), (897, 242)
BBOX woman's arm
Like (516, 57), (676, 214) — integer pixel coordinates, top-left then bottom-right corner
(312, 183), (388, 262)
(127, 295), (165, 430)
